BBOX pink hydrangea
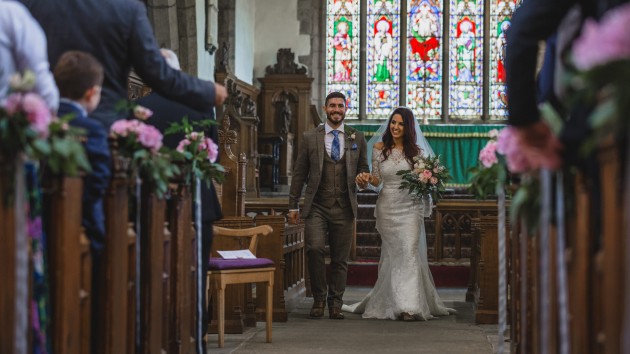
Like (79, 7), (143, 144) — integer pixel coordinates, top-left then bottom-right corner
(110, 120), (132, 137)
(22, 93), (52, 137)
(111, 119), (163, 152)
(572, 3), (630, 70)
(137, 125), (163, 152)
(496, 126), (532, 173)
(3, 93), (23, 115)
(479, 140), (498, 168)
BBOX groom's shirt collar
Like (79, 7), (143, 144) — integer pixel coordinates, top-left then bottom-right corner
(324, 122), (345, 135)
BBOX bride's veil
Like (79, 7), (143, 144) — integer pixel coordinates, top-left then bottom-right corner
(366, 107), (434, 172)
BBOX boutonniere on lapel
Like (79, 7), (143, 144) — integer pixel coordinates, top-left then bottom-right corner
(344, 126), (359, 151)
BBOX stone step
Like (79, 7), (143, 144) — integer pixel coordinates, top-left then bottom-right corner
(355, 232), (381, 246)
(355, 245), (381, 259)
(356, 205), (375, 219)
(356, 219), (376, 233)
(357, 191), (378, 204)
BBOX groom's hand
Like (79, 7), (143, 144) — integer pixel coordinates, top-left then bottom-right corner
(355, 172), (371, 189)
(287, 210), (299, 225)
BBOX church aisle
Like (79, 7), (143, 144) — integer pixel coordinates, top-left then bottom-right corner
(207, 287), (497, 353)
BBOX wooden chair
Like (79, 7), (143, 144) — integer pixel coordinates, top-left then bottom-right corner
(208, 225), (275, 348)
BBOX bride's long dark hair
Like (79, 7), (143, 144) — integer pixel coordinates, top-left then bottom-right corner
(381, 107), (421, 166)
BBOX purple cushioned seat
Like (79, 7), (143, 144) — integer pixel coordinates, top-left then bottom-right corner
(208, 257), (274, 271)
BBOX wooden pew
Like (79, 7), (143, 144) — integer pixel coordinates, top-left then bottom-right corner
(0, 158), (28, 354)
(599, 136), (624, 354)
(253, 215), (306, 322)
(138, 184), (167, 354)
(470, 215), (509, 324)
(93, 142), (132, 354)
(166, 177), (195, 354)
(43, 174), (84, 354)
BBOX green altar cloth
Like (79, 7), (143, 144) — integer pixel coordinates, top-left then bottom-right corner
(348, 123), (506, 186)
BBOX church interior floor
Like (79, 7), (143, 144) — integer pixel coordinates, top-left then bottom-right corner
(206, 287), (509, 353)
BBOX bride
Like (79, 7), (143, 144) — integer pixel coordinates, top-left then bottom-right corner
(344, 107), (455, 321)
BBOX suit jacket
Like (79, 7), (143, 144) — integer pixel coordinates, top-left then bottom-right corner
(289, 124), (369, 219)
(136, 92), (223, 223)
(58, 101), (111, 251)
(20, 0), (216, 129)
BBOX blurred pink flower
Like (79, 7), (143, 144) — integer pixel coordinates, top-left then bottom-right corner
(133, 105), (153, 120)
(3, 93), (23, 115)
(176, 138), (191, 152)
(496, 126), (532, 173)
(479, 141), (498, 167)
(110, 120), (132, 137)
(430, 177), (438, 185)
(137, 124), (163, 152)
(487, 129), (499, 139)
(572, 4), (630, 70)
(190, 132), (200, 141)
(206, 138), (218, 163)
(422, 170), (432, 179)
(22, 93), (51, 137)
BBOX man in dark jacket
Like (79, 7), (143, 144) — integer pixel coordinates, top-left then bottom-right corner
(19, 0), (227, 128)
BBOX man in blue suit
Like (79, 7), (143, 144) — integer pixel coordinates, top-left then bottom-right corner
(20, 0), (227, 128)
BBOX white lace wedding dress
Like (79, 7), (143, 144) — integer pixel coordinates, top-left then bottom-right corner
(342, 148), (454, 320)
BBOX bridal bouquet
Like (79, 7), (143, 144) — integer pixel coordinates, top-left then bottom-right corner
(396, 154), (449, 201)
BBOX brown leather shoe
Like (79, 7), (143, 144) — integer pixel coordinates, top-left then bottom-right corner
(328, 307), (344, 320)
(309, 301), (325, 318)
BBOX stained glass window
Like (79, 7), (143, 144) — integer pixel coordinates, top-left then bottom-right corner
(325, 0), (520, 122)
(326, 0), (361, 118)
(366, 0), (401, 119)
(406, 0), (443, 120)
(448, 0), (484, 118)
(489, 0), (520, 118)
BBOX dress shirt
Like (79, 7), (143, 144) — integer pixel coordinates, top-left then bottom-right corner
(0, 1), (59, 111)
(324, 122), (345, 160)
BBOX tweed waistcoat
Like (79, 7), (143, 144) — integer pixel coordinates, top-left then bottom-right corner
(314, 151), (349, 208)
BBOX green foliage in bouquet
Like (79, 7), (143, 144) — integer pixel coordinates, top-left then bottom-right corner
(46, 114), (92, 175)
(396, 154), (450, 201)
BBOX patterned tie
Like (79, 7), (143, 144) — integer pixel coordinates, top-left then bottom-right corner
(331, 130), (341, 161)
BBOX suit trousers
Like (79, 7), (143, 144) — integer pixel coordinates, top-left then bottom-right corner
(305, 201), (354, 308)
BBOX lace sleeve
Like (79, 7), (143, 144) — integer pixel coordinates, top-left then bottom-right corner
(369, 148), (383, 191)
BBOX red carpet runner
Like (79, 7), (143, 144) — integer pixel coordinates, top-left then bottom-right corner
(343, 262), (470, 288)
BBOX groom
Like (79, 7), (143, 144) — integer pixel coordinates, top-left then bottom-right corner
(288, 91), (370, 319)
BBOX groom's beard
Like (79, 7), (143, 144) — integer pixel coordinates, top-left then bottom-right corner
(326, 113), (345, 126)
